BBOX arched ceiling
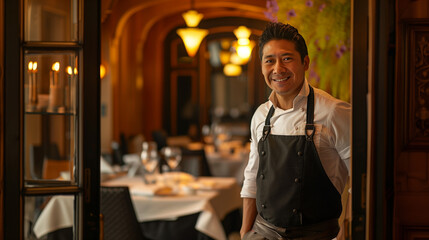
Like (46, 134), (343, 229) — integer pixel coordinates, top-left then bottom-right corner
(102, 0), (268, 44)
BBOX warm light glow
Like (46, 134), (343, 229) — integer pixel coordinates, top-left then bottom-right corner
(100, 64), (106, 79)
(230, 52), (247, 65)
(177, 28), (208, 57)
(232, 26), (254, 64)
(66, 66), (73, 75)
(220, 39), (231, 50)
(223, 63), (242, 76)
(238, 38), (250, 46)
(235, 41), (255, 60)
(219, 50), (231, 65)
(233, 26), (252, 40)
(33, 62), (37, 71)
(74, 67), (78, 75)
(182, 10), (204, 27)
(28, 61), (33, 71)
(52, 62), (60, 72)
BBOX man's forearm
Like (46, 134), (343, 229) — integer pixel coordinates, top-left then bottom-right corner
(240, 197), (257, 238)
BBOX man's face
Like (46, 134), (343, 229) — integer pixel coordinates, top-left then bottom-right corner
(261, 39), (309, 99)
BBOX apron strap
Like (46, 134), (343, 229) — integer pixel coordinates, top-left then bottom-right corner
(262, 106), (275, 141)
(305, 85), (315, 141)
(262, 84), (315, 141)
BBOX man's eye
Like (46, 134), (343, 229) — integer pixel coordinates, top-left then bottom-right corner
(283, 57), (291, 61)
(264, 59), (273, 64)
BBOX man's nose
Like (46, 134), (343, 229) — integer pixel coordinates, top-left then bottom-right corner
(273, 61), (286, 74)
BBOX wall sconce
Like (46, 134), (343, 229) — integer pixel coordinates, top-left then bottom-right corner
(100, 64), (106, 79)
(176, 5), (208, 57)
(233, 26), (255, 63)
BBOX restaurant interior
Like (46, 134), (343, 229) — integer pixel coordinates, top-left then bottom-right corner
(2, 0), (429, 239)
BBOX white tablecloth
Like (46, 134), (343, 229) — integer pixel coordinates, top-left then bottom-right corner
(206, 151), (249, 184)
(33, 176), (242, 240)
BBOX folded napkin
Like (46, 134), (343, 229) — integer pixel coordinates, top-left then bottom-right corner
(130, 184), (174, 196)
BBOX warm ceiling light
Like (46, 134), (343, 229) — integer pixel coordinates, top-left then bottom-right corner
(177, 28), (208, 57)
(233, 26), (252, 40)
(219, 50), (231, 65)
(230, 52), (247, 65)
(235, 41), (255, 60)
(176, 3), (208, 58)
(232, 26), (254, 64)
(220, 39), (231, 50)
(182, 10), (203, 27)
(223, 63), (242, 77)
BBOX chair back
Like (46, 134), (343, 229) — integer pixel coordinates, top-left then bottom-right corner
(42, 158), (70, 180)
(100, 186), (145, 240)
(180, 148), (212, 177)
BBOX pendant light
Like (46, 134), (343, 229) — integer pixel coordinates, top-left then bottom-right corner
(176, 0), (208, 57)
(232, 26), (255, 63)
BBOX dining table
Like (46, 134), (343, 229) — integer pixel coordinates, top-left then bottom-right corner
(204, 143), (249, 185)
(32, 173), (243, 240)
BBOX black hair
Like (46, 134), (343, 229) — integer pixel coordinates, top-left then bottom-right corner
(259, 22), (308, 63)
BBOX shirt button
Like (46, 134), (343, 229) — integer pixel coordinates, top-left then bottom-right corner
(297, 151), (303, 156)
(260, 174), (265, 179)
(295, 126), (299, 130)
(294, 178), (300, 183)
(301, 108), (305, 112)
(261, 151), (266, 156)
(293, 208), (297, 213)
(262, 204), (266, 208)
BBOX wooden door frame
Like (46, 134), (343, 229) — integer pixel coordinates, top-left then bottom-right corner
(351, 0), (369, 237)
(2, 0), (101, 239)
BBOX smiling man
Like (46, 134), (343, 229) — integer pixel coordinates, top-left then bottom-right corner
(240, 22), (351, 240)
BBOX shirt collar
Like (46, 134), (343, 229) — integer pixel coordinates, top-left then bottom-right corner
(268, 78), (310, 109)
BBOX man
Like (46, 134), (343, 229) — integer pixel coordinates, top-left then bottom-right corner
(240, 22), (350, 240)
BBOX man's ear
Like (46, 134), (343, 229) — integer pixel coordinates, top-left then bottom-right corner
(304, 55), (310, 71)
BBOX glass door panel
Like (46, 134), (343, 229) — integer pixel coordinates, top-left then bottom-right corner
(24, 195), (76, 240)
(24, 52), (78, 186)
(24, 0), (78, 42)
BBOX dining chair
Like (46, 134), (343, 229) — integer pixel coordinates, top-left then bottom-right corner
(100, 186), (146, 240)
(180, 148), (212, 177)
(151, 130), (168, 151)
(42, 158), (70, 180)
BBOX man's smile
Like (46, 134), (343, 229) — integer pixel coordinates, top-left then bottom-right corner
(272, 76), (291, 82)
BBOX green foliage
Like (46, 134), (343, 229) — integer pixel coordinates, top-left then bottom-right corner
(274, 0), (351, 102)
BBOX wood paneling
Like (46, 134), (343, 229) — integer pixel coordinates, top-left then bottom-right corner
(395, 2), (429, 238)
(0, 0), (4, 238)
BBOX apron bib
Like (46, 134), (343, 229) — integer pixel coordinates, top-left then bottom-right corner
(256, 85), (342, 228)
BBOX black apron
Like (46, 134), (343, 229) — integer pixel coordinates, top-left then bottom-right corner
(256, 86), (342, 230)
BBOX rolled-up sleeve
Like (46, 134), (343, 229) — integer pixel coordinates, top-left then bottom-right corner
(240, 115), (261, 198)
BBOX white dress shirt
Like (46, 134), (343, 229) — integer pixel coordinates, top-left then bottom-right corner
(240, 80), (351, 198)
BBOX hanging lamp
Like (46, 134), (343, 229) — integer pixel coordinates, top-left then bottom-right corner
(232, 26), (255, 63)
(176, 1), (208, 57)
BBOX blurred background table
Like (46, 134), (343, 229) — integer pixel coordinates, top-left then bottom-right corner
(32, 174), (242, 240)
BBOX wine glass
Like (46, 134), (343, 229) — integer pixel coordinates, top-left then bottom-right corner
(161, 146), (182, 171)
(141, 141), (159, 183)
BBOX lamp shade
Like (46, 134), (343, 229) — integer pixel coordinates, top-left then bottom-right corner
(233, 26), (252, 40)
(235, 41), (255, 61)
(177, 28), (209, 57)
(182, 10), (204, 27)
